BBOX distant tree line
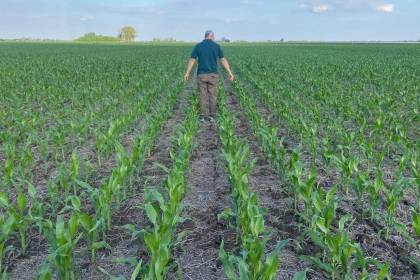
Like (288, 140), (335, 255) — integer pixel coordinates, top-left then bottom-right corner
(152, 37), (177, 42)
(75, 32), (119, 42)
(75, 26), (137, 42)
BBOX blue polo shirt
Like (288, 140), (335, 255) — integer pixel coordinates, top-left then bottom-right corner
(191, 39), (225, 75)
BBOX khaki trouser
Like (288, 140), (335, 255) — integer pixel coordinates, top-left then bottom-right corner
(197, 73), (219, 117)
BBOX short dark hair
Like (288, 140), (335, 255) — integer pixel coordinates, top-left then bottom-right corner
(205, 30), (214, 38)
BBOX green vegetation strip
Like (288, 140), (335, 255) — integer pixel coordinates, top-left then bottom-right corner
(234, 61), (420, 270)
(140, 93), (199, 280)
(230, 78), (390, 279)
(232, 51), (419, 246)
(216, 83), (288, 280)
(0, 44), (187, 191)
(0, 78), (186, 279)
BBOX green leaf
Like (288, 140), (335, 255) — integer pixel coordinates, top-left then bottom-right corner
(375, 263), (390, 280)
(27, 181), (37, 199)
(17, 192), (27, 212)
(145, 203), (158, 226)
(338, 214), (353, 231)
(78, 213), (92, 230)
(69, 213), (79, 236)
(237, 258), (250, 280)
(219, 242), (238, 280)
(69, 195), (81, 212)
(145, 188), (165, 209)
(130, 259), (143, 280)
(0, 192), (9, 207)
(153, 162), (170, 174)
(292, 270), (307, 280)
(271, 239), (289, 256)
(92, 241), (111, 250)
(75, 179), (94, 192)
(315, 217), (329, 234)
(55, 215), (65, 241)
(218, 207), (235, 221)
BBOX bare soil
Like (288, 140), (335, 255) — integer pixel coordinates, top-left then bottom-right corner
(167, 116), (233, 280)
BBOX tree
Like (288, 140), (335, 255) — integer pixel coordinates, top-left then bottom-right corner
(119, 26), (137, 41)
(75, 32), (118, 42)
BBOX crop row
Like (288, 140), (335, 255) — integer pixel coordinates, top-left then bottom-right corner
(229, 77), (391, 279)
(0, 44), (187, 192)
(216, 84), (291, 279)
(0, 73), (186, 278)
(232, 62), (420, 269)
(140, 93), (199, 279)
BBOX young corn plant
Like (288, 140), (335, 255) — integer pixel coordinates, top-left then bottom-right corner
(0, 182), (43, 256)
(352, 172), (369, 212)
(310, 186), (337, 240)
(412, 208), (420, 237)
(367, 169), (384, 221)
(3, 142), (17, 188)
(0, 213), (15, 277)
(383, 178), (410, 239)
(410, 153), (420, 212)
(70, 151), (80, 195)
(66, 194), (108, 262)
(42, 213), (81, 280)
(286, 150), (304, 211)
(217, 84), (287, 280)
(141, 94), (199, 280)
(330, 145), (359, 197)
(309, 212), (389, 280)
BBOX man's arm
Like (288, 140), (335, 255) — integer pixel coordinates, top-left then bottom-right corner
(220, 57), (234, 81)
(184, 58), (196, 81)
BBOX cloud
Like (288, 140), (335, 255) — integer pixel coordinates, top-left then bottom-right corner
(299, 3), (330, 13)
(373, 3), (394, 13)
(80, 15), (95, 21)
(298, 0), (395, 14)
(223, 17), (244, 24)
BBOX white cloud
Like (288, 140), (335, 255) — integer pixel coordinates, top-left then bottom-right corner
(80, 15), (95, 21)
(223, 17), (243, 24)
(298, 1), (395, 14)
(373, 3), (395, 13)
(300, 3), (330, 13)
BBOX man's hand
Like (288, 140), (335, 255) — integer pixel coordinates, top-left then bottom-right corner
(184, 58), (196, 82)
(220, 58), (234, 81)
(228, 72), (234, 81)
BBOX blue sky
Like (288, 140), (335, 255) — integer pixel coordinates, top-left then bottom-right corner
(0, 0), (419, 41)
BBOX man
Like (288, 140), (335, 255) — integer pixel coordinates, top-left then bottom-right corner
(184, 30), (234, 121)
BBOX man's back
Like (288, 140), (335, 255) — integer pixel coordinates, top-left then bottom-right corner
(191, 39), (224, 75)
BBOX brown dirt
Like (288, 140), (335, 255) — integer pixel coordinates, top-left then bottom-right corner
(167, 108), (233, 280)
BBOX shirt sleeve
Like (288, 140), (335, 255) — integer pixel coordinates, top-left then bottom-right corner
(218, 45), (225, 58)
(191, 45), (198, 59)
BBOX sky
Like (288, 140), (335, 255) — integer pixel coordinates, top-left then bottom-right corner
(0, 0), (419, 41)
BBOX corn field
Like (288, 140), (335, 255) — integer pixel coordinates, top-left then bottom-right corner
(0, 42), (418, 279)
